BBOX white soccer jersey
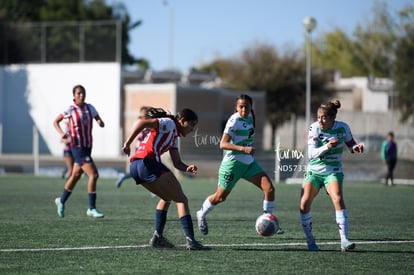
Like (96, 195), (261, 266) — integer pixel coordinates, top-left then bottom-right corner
(307, 120), (356, 174)
(222, 112), (255, 164)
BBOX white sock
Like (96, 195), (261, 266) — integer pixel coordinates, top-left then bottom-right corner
(263, 200), (275, 214)
(300, 212), (314, 244)
(198, 197), (214, 218)
(336, 209), (349, 243)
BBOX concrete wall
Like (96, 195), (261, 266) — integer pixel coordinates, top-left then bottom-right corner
(0, 63), (121, 157)
(274, 110), (414, 159)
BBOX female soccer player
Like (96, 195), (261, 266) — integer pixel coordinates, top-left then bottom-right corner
(115, 106), (152, 188)
(196, 94), (283, 235)
(121, 107), (208, 250)
(53, 84), (105, 218)
(300, 100), (363, 252)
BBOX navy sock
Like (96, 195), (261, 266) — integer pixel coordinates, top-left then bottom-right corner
(180, 215), (195, 240)
(155, 210), (168, 236)
(60, 189), (72, 204)
(88, 193), (96, 210)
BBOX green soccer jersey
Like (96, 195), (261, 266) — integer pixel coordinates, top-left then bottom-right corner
(222, 112), (255, 165)
(307, 120), (356, 175)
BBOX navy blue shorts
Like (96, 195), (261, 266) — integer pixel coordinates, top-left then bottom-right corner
(63, 147), (73, 158)
(71, 146), (93, 166)
(130, 158), (170, 185)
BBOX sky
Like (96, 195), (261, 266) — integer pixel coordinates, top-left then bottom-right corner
(110, 0), (412, 72)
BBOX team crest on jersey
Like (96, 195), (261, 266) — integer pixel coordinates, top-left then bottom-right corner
(223, 172), (234, 182)
(162, 125), (167, 131)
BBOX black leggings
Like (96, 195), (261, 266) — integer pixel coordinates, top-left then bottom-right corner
(386, 159), (397, 181)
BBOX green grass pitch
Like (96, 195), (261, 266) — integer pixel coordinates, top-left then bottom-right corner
(0, 175), (413, 274)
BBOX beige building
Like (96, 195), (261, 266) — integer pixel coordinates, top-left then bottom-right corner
(123, 84), (266, 177)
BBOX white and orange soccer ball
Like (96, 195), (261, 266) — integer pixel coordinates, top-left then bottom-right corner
(255, 213), (279, 237)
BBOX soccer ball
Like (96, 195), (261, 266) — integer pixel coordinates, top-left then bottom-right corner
(255, 213), (279, 237)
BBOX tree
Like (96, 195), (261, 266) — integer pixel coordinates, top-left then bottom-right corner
(352, 1), (397, 78)
(394, 5), (414, 123)
(313, 29), (366, 77)
(198, 42), (334, 148)
(313, 1), (397, 78)
(313, 1), (414, 122)
(0, 0), (144, 66)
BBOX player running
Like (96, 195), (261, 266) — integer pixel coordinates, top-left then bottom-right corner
(300, 100), (364, 252)
(53, 84), (105, 218)
(196, 94), (283, 236)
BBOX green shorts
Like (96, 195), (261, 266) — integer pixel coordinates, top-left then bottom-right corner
(303, 171), (344, 191)
(218, 160), (264, 190)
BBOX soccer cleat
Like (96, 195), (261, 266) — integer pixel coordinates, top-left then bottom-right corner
(196, 210), (208, 235)
(86, 208), (104, 218)
(307, 240), (320, 252)
(55, 197), (65, 218)
(185, 237), (210, 250)
(115, 173), (126, 188)
(276, 227), (285, 234)
(341, 241), (356, 252)
(149, 232), (175, 248)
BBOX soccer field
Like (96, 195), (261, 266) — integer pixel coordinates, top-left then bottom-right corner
(0, 175), (413, 274)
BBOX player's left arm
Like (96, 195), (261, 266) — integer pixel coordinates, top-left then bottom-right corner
(169, 148), (197, 174)
(345, 124), (363, 153)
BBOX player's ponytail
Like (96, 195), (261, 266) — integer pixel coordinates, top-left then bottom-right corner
(145, 108), (175, 120)
(145, 107), (198, 124)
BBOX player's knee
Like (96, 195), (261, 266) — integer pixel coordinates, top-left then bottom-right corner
(330, 194), (343, 206)
(174, 195), (188, 204)
(217, 196), (227, 203)
(263, 184), (274, 195)
(211, 195), (226, 204)
(87, 168), (99, 180)
(73, 171), (82, 179)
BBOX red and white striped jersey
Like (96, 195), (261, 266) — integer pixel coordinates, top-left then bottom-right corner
(130, 117), (180, 162)
(62, 103), (99, 148)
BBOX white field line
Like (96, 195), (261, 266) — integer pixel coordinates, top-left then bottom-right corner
(1, 240), (413, 253)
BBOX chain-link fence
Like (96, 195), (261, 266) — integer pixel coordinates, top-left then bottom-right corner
(1, 20), (121, 64)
